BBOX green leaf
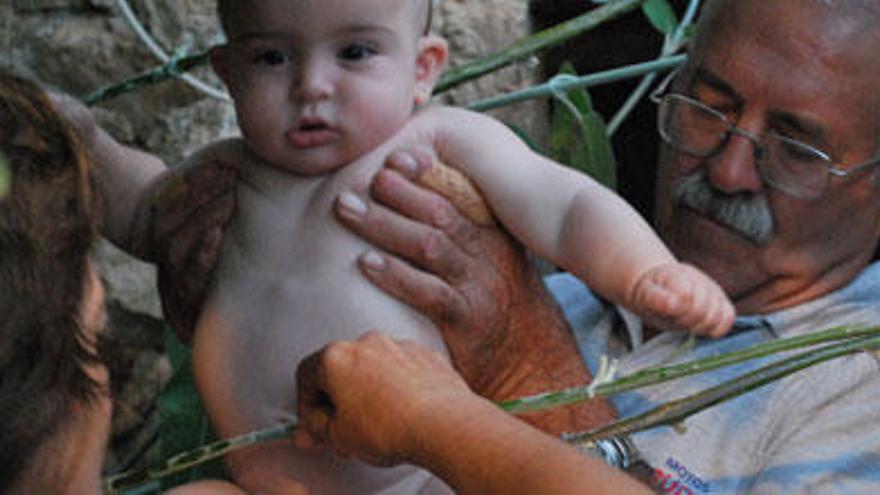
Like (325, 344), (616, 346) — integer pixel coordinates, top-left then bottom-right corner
(642, 0), (679, 35)
(158, 328), (226, 488)
(506, 122), (541, 153)
(579, 110), (617, 190)
(0, 152), (10, 199)
(546, 62), (617, 190)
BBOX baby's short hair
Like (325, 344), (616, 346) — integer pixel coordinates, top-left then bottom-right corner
(216, 0), (436, 36)
(423, 0), (435, 34)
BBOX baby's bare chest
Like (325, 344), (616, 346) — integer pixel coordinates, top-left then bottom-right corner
(207, 160), (446, 381)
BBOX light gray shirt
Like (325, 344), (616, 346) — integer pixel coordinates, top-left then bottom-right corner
(546, 261), (880, 494)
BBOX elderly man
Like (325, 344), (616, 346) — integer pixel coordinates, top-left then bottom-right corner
(299, 0), (880, 492)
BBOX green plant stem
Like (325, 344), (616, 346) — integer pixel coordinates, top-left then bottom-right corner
(565, 333), (880, 444)
(435, 0), (644, 94)
(467, 55), (685, 112)
(102, 422), (295, 494)
(83, 50), (210, 107)
(89, 1), (643, 106)
(100, 326), (879, 490)
(607, 0), (700, 136)
(0, 152), (10, 199)
(500, 325), (878, 414)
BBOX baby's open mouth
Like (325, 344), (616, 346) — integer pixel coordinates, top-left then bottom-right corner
(287, 122), (338, 148)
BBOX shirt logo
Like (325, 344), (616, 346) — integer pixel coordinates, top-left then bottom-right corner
(653, 457), (711, 494)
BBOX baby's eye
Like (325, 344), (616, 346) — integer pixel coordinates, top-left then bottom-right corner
(253, 49), (290, 66)
(338, 43), (377, 62)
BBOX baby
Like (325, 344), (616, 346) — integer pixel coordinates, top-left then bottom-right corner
(127, 0), (734, 493)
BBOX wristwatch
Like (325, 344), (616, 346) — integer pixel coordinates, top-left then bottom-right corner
(569, 435), (638, 470)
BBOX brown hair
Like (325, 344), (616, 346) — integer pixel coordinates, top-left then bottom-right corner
(0, 72), (101, 491)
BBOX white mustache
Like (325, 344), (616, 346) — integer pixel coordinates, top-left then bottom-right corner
(671, 170), (775, 245)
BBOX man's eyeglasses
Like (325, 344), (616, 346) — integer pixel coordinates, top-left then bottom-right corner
(649, 70), (880, 199)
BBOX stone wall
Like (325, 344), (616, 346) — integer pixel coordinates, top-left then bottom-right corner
(0, 0), (542, 471)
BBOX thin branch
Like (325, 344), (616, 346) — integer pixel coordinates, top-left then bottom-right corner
(83, 51), (210, 106)
(434, 0), (644, 94)
(100, 326), (880, 491)
(102, 423), (295, 494)
(114, 0), (228, 101)
(466, 55), (685, 112)
(607, 0), (701, 136)
(565, 333), (880, 444)
(0, 152), (10, 199)
(88, 1), (644, 107)
(500, 325), (879, 414)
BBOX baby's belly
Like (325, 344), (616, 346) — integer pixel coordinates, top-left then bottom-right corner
(218, 268), (445, 408)
(196, 250), (449, 493)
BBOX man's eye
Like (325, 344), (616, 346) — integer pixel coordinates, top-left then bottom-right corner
(338, 43), (376, 62)
(254, 49), (289, 66)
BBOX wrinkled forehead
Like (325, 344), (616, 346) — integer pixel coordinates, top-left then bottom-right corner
(682, 0), (880, 156)
(695, 0), (880, 63)
(689, 0), (880, 116)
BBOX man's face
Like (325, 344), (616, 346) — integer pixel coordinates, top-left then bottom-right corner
(654, 0), (880, 315)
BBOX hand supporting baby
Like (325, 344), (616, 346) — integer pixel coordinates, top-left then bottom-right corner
(294, 331), (479, 467)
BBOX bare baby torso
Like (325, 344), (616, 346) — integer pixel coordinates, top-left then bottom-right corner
(192, 139), (450, 494)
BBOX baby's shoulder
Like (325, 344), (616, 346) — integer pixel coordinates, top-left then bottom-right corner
(409, 104), (491, 131)
(182, 137), (255, 171)
(406, 105), (512, 146)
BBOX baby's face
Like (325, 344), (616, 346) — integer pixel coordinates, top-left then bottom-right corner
(215, 0), (432, 175)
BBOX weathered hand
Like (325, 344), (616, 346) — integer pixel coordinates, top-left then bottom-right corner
(631, 262), (735, 338)
(134, 160), (237, 342)
(295, 331), (474, 466)
(335, 149), (536, 392)
(335, 150), (617, 434)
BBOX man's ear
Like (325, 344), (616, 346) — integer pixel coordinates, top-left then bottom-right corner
(414, 35), (448, 105)
(209, 45), (235, 89)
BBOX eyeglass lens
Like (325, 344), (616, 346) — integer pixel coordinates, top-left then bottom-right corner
(657, 94), (831, 198)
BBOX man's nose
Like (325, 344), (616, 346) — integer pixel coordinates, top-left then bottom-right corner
(705, 124), (765, 195)
(293, 57), (333, 101)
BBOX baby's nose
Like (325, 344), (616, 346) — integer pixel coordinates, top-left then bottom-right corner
(294, 58), (334, 101)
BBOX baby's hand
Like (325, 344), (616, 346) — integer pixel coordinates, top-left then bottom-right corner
(630, 262), (735, 338)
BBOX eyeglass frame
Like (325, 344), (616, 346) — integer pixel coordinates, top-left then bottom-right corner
(648, 68), (880, 199)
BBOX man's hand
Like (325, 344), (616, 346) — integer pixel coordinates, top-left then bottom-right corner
(295, 331), (475, 466)
(132, 160), (237, 342)
(335, 150), (617, 434)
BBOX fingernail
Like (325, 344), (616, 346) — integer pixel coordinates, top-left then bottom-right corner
(338, 192), (367, 217)
(393, 152), (419, 175)
(361, 251), (386, 271)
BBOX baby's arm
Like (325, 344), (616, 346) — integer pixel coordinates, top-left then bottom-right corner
(50, 92), (166, 253)
(411, 106), (733, 336)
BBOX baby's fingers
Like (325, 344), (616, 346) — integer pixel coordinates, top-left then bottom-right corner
(694, 285), (735, 338)
(634, 263), (734, 337)
(671, 265), (735, 337)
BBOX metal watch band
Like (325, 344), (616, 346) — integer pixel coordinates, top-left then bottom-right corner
(568, 435), (638, 470)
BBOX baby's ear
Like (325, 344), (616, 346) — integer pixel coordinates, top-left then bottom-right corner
(209, 45), (234, 89)
(414, 35), (448, 105)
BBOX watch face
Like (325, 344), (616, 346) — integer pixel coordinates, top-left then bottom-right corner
(570, 435), (638, 469)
